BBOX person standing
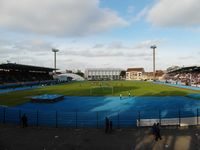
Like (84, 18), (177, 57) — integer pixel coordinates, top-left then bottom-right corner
(21, 114), (28, 128)
(120, 94), (122, 100)
(128, 91), (131, 98)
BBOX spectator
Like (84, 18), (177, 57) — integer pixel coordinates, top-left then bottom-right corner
(21, 114), (28, 128)
(152, 123), (156, 135)
(155, 123), (162, 141)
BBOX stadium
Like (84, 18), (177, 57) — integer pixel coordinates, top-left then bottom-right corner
(0, 62), (200, 126)
(1, 0), (200, 149)
(0, 61), (200, 149)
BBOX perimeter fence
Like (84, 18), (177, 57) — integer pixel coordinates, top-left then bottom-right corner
(0, 106), (199, 128)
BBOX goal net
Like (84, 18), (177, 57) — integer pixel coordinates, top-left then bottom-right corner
(90, 86), (114, 95)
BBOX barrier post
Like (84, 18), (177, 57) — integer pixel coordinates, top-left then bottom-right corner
(19, 110), (21, 126)
(96, 112), (98, 129)
(138, 111), (141, 127)
(117, 112), (120, 129)
(159, 110), (161, 125)
(75, 111), (77, 129)
(3, 107), (6, 124)
(197, 108), (199, 125)
(56, 111), (58, 128)
(36, 110), (39, 127)
(178, 109), (181, 126)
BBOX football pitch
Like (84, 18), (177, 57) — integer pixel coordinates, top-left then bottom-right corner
(0, 81), (199, 106)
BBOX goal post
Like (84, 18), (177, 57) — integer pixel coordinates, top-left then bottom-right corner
(90, 86), (114, 95)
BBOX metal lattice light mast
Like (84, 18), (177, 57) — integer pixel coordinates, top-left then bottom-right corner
(52, 48), (59, 74)
(150, 45), (157, 81)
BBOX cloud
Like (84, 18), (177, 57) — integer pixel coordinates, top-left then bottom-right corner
(132, 7), (149, 23)
(0, 0), (128, 37)
(133, 39), (163, 49)
(107, 41), (129, 49)
(147, 0), (200, 27)
(93, 44), (105, 49)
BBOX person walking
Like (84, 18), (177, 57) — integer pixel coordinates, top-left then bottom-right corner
(152, 123), (156, 135)
(155, 123), (162, 141)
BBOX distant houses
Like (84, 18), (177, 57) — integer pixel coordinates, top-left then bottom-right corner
(126, 68), (165, 81)
(126, 68), (145, 80)
(84, 67), (165, 81)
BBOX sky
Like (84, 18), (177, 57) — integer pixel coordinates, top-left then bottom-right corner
(0, 0), (200, 72)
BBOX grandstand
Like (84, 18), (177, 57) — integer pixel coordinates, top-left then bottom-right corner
(166, 66), (200, 86)
(0, 63), (56, 88)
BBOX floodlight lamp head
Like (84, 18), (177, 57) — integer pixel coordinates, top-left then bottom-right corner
(52, 48), (59, 52)
(150, 45), (157, 49)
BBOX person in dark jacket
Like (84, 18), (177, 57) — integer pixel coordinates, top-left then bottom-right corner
(155, 123), (162, 141)
(21, 114), (28, 128)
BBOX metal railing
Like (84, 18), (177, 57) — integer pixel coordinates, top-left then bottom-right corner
(0, 106), (199, 128)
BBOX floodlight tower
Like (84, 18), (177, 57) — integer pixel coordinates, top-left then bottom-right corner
(52, 48), (59, 74)
(150, 45), (157, 81)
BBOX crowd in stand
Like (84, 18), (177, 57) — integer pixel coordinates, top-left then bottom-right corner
(0, 70), (53, 84)
(166, 72), (200, 86)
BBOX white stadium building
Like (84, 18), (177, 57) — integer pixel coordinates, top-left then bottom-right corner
(85, 68), (123, 80)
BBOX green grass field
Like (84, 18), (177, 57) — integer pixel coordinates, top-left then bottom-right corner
(0, 81), (199, 106)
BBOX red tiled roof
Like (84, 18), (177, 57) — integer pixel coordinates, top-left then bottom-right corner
(127, 68), (144, 72)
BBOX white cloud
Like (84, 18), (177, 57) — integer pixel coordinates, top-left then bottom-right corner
(147, 0), (200, 27)
(132, 7), (149, 23)
(133, 39), (164, 49)
(0, 0), (128, 36)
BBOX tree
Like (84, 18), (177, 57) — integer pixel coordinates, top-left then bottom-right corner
(75, 70), (84, 77)
(120, 70), (126, 78)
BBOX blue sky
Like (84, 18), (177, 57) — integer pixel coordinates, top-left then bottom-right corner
(0, 0), (200, 71)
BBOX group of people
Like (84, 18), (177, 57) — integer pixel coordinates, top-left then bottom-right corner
(105, 117), (113, 134)
(120, 91), (132, 100)
(152, 123), (162, 141)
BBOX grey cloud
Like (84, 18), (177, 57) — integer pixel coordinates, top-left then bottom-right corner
(93, 44), (105, 49)
(147, 0), (200, 27)
(62, 48), (150, 58)
(133, 40), (163, 49)
(107, 41), (129, 49)
(0, 0), (128, 37)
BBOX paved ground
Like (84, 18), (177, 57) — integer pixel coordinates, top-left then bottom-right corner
(0, 125), (200, 150)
